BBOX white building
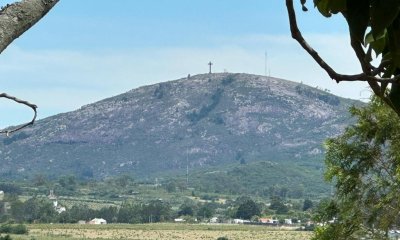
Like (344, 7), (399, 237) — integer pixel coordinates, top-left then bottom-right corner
(210, 217), (218, 223)
(49, 190), (66, 214)
(233, 219), (244, 224)
(89, 218), (107, 224)
(284, 219), (293, 225)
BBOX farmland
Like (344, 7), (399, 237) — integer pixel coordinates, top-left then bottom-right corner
(5, 223), (312, 240)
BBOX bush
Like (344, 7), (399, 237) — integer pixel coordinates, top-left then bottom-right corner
(0, 235), (12, 240)
(217, 237), (229, 240)
(0, 224), (11, 234)
(0, 224), (28, 235)
(11, 224), (28, 234)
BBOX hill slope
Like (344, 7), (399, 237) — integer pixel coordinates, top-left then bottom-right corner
(0, 73), (360, 183)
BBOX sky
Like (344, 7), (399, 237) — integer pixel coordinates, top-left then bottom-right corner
(0, 0), (371, 128)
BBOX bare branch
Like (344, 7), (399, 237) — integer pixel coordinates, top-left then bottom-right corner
(0, 93), (37, 135)
(285, 0), (400, 84)
(0, 0), (59, 135)
(0, 0), (59, 54)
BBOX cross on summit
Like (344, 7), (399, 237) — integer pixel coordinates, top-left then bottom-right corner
(208, 61), (213, 74)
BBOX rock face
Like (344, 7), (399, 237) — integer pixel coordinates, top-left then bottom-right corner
(0, 73), (360, 179)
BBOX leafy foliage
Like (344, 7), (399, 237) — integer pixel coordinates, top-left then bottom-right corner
(0, 73), (357, 180)
(269, 197), (289, 215)
(187, 88), (224, 123)
(235, 199), (261, 220)
(188, 160), (329, 198)
(316, 97), (400, 238)
(302, 199), (313, 211)
(0, 224), (28, 234)
(299, 0), (400, 113)
(0, 235), (11, 240)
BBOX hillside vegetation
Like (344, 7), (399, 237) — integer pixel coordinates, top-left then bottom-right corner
(0, 73), (360, 197)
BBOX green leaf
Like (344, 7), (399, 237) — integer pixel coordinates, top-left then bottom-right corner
(314, 0), (332, 17)
(370, 0), (400, 38)
(387, 19), (400, 68)
(365, 30), (387, 56)
(329, 0), (347, 14)
(345, 0), (370, 43)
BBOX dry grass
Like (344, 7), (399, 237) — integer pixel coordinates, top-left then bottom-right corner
(7, 223), (314, 240)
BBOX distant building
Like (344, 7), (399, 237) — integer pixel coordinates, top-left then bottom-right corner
(3, 202), (11, 214)
(48, 190), (66, 213)
(233, 219), (244, 224)
(78, 220), (86, 224)
(284, 219), (293, 225)
(0, 191), (4, 201)
(89, 218), (107, 224)
(53, 200), (66, 214)
(210, 217), (218, 223)
(48, 190), (56, 200)
(174, 218), (185, 222)
(259, 218), (279, 224)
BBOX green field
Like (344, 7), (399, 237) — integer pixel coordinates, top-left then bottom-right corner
(4, 223), (312, 240)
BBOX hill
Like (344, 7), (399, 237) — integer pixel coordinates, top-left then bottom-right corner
(0, 73), (360, 193)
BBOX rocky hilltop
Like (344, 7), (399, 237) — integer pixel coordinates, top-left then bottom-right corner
(0, 73), (360, 179)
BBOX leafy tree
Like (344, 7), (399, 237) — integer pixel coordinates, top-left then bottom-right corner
(117, 202), (140, 223)
(165, 181), (176, 193)
(21, 197), (56, 223)
(32, 174), (47, 187)
(65, 204), (96, 223)
(141, 200), (172, 223)
(114, 174), (134, 188)
(197, 203), (215, 219)
(312, 198), (337, 225)
(57, 175), (77, 192)
(178, 205), (195, 217)
(314, 97), (400, 239)
(269, 197), (289, 215)
(303, 199), (313, 211)
(235, 199), (261, 220)
(286, 0), (400, 116)
(98, 206), (118, 223)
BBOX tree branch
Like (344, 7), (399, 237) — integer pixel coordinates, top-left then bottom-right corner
(0, 0), (59, 54)
(0, 0), (59, 135)
(0, 93), (37, 136)
(285, 0), (400, 84)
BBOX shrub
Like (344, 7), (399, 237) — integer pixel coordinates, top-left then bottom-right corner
(0, 224), (11, 234)
(11, 224), (28, 234)
(0, 235), (12, 240)
(0, 224), (28, 235)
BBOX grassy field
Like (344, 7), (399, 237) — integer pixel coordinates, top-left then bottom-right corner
(3, 223), (313, 240)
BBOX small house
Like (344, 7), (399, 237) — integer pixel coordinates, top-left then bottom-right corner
(233, 219), (244, 224)
(284, 219), (293, 225)
(210, 217), (218, 223)
(259, 218), (279, 224)
(89, 218), (107, 224)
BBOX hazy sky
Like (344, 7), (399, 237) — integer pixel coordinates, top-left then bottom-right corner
(0, 0), (370, 128)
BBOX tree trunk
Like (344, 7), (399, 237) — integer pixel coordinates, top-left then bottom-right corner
(0, 0), (59, 54)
